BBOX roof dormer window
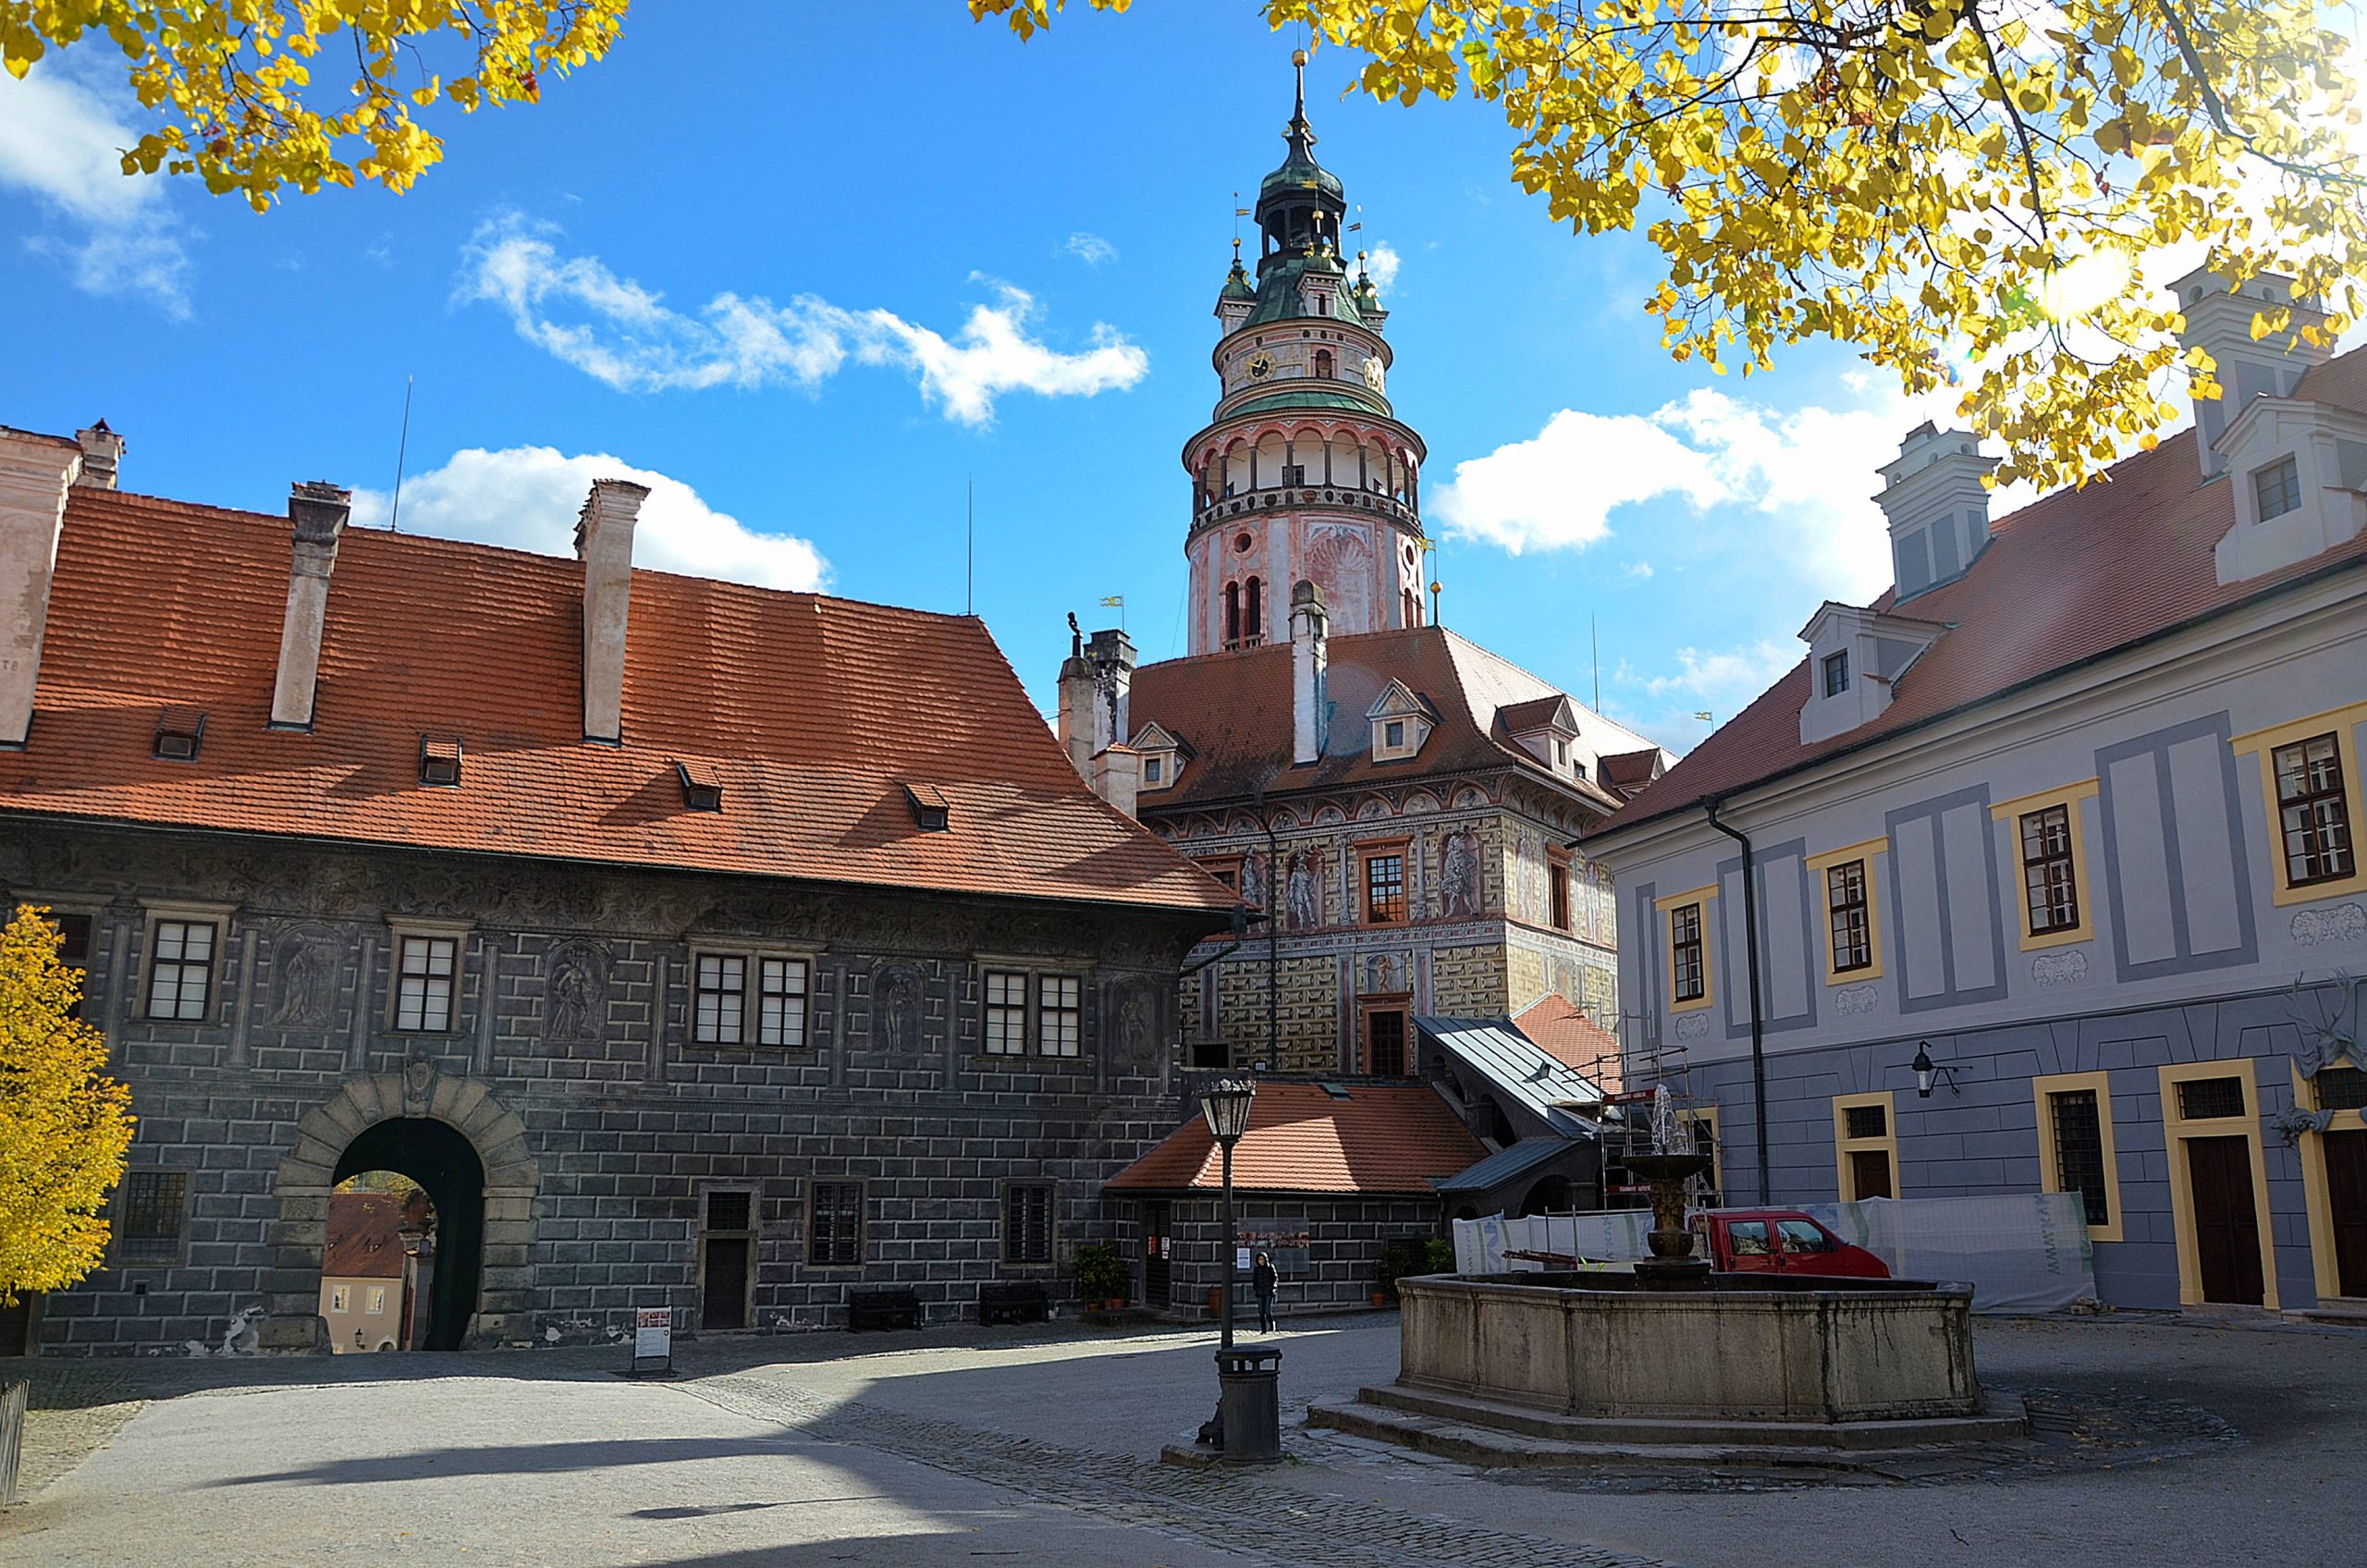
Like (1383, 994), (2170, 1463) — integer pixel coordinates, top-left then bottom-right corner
(676, 759), (722, 813)
(1128, 721), (1189, 791)
(1822, 650), (1851, 697)
(418, 735), (462, 788)
(153, 704), (205, 761)
(1367, 680), (1432, 763)
(902, 781), (950, 832)
(2253, 455), (2301, 521)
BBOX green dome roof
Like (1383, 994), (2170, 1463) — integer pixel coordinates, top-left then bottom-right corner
(1260, 147), (1343, 202)
(1218, 257), (1257, 303)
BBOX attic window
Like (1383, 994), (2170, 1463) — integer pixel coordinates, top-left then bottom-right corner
(676, 760), (722, 813)
(1143, 754), (1164, 785)
(902, 781), (951, 833)
(418, 735), (463, 788)
(1822, 650), (1851, 697)
(153, 705), (206, 761)
(2253, 455), (2301, 521)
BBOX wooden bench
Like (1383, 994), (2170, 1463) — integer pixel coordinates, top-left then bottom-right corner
(845, 1287), (923, 1332)
(976, 1280), (1050, 1326)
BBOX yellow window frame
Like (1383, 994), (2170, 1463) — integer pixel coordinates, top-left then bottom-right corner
(2157, 1058), (2279, 1311)
(1991, 780), (2100, 951)
(1806, 839), (1888, 986)
(1833, 1090), (1900, 1201)
(2031, 1070), (2124, 1243)
(1654, 885), (1718, 1014)
(2229, 702), (2367, 906)
(2291, 1059), (2367, 1305)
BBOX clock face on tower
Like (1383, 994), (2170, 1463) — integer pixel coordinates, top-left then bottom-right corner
(1246, 351), (1274, 381)
(1361, 355), (1386, 394)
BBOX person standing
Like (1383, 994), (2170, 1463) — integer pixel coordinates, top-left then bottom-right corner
(1252, 1251), (1279, 1333)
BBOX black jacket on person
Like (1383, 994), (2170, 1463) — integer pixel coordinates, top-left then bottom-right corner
(1251, 1261), (1278, 1299)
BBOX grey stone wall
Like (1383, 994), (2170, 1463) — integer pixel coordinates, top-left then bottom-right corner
(5, 823), (1214, 1353)
(1131, 1194), (1442, 1317)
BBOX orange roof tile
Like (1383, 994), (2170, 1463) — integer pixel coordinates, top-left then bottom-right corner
(1595, 351), (2367, 839)
(1105, 1081), (1487, 1194)
(1512, 996), (1623, 1088)
(0, 485), (1236, 917)
(324, 1190), (413, 1279)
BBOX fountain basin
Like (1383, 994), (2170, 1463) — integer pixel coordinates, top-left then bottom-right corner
(1395, 1271), (1984, 1425)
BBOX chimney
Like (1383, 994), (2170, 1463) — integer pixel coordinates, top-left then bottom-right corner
(1876, 423), (1997, 601)
(0, 427), (84, 747)
(1290, 579), (1328, 765)
(575, 478), (649, 744)
(1092, 743), (1141, 819)
(268, 481), (352, 729)
(74, 422), (124, 490)
(2172, 268), (2335, 478)
(1056, 619), (1138, 797)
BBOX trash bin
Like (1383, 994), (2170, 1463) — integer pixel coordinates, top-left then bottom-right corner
(1214, 1343), (1282, 1463)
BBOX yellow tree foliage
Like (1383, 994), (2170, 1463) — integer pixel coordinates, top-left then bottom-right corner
(974, 0), (2367, 491)
(0, 904), (135, 1305)
(0, 2), (627, 210)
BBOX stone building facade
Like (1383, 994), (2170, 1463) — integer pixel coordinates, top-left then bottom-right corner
(1055, 68), (1667, 1078)
(0, 422), (1233, 1354)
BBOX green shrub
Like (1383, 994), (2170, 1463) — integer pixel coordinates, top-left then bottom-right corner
(1376, 1236), (1445, 1300)
(1073, 1241), (1128, 1302)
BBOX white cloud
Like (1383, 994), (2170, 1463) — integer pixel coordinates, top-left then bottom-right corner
(1624, 560), (1656, 580)
(1633, 640), (1799, 703)
(351, 447), (829, 592)
(0, 61), (190, 315)
(1361, 241), (1401, 291)
(1061, 230), (1117, 265)
(460, 214), (1148, 424)
(1432, 383), (2023, 601)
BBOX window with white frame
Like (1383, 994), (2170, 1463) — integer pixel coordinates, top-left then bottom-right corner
(694, 953), (747, 1045)
(985, 971), (1029, 1055)
(2253, 454), (2301, 521)
(1038, 974), (1081, 1058)
(330, 1286), (350, 1313)
(365, 1286), (386, 1315)
(395, 934), (459, 1032)
(146, 919), (216, 1021)
(758, 957), (809, 1047)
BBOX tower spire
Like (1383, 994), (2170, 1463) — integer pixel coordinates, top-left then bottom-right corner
(1285, 48), (1315, 164)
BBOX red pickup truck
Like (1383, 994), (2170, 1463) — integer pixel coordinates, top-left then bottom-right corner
(1691, 1210), (1891, 1279)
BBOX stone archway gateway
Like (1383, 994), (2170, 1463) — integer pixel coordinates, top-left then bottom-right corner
(263, 1063), (539, 1352)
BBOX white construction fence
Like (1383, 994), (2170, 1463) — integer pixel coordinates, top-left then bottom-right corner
(1451, 1192), (2095, 1314)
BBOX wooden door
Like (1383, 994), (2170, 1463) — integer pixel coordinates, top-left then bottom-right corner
(2187, 1135), (2264, 1305)
(1142, 1202), (1171, 1305)
(2323, 1130), (2367, 1299)
(1848, 1148), (1894, 1200)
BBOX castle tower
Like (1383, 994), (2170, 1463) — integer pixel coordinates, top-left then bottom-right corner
(1182, 53), (1428, 655)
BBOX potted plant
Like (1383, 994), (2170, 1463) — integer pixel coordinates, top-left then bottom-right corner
(1073, 1242), (1127, 1310)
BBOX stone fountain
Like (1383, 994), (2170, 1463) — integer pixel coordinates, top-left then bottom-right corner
(1307, 1086), (2027, 1464)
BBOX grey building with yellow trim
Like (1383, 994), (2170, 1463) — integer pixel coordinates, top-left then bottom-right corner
(1588, 270), (2367, 1315)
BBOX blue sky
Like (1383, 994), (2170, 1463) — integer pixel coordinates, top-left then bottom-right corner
(0, 2), (2045, 748)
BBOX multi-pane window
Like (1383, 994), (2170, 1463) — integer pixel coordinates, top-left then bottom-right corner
(331, 1286), (350, 1312)
(985, 971), (1029, 1056)
(1844, 1102), (1888, 1142)
(1364, 851), (1406, 925)
(1143, 755), (1163, 785)
(146, 919), (215, 1021)
(1822, 649), (1851, 697)
(809, 1181), (864, 1266)
(2018, 805), (2080, 935)
(1826, 860), (1872, 973)
(1004, 1183), (1053, 1264)
(1670, 903), (1705, 1003)
(50, 912), (92, 1020)
(2253, 454), (2301, 521)
(693, 954), (746, 1045)
(1549, 859), (1572, 932)
(1038, 975), (1081, 1058)
(116, 1170), (189, 1265)
(395, 935), (458, 1032)
(1367, 1009), (1407, 1075)
(2177, 1075), (2246, 1121)
(2047, 1089), (2112, 1228)
(365, 1286), (387, 1315)
(2315, 1066), (2367, 1111)
(1383, 719), (1405, 749)
(2273, 733), (2354, 888)
(757, 958), (808, 1048)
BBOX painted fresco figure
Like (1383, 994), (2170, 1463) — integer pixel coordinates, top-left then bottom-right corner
(1286, 851), (1321, 932)
(1440, 829), (1481, 919)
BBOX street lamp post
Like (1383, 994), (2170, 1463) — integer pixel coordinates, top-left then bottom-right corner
(1196, 1076), (1281, 1463)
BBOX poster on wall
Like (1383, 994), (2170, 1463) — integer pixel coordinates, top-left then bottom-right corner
(1236, 1217), (1312, 1275)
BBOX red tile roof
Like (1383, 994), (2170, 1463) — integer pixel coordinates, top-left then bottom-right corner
(1512, 996), (1623, 1089)
(324, 1190), (413, 1279)
(1594, 352), (2367, 839)
(1105, 1081), (1488, 1194)
(1130, 627), (1642, 813)
(1, 485), (1236, 916)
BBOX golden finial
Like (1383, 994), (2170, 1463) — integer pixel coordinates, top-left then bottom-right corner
(1292, 47), (1308, 67)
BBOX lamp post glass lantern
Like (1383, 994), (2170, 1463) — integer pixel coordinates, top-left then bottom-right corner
(1201, 1077), (1257, 1349)
(1195, 1076), (1282, 1462)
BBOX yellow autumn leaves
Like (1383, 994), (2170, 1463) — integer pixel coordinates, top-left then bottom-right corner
(0, 905), (133, 1305)
(975, 0), (2367, 493)
(0, 2), (626, 211)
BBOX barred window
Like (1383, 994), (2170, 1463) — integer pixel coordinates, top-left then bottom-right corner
(1038, 974), (1081, 1058)
(2177, 1075), (2246, 1121)
(2273, 733), (2354, 888)
(757, 958), (808, 1048)
(984, 971), (1028, 1056)
(1844, 1102), (1888, 1141)
(2315, 1066), (2367, 1111)
(694, 954), (746, 1045)
(809, 1181), (864, 1267)
(116, 1170), (189, 1266)
(1670, 903), (1705, 1002)
(395, 935), (458, 1032)
(1826, 860), (1872, 973)
(2047, 1089), (2112, 1229)
(2018, 804), (2080, 935)
(1004, 1183), (1053, 1264)
(146, 919), (215, 1021)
